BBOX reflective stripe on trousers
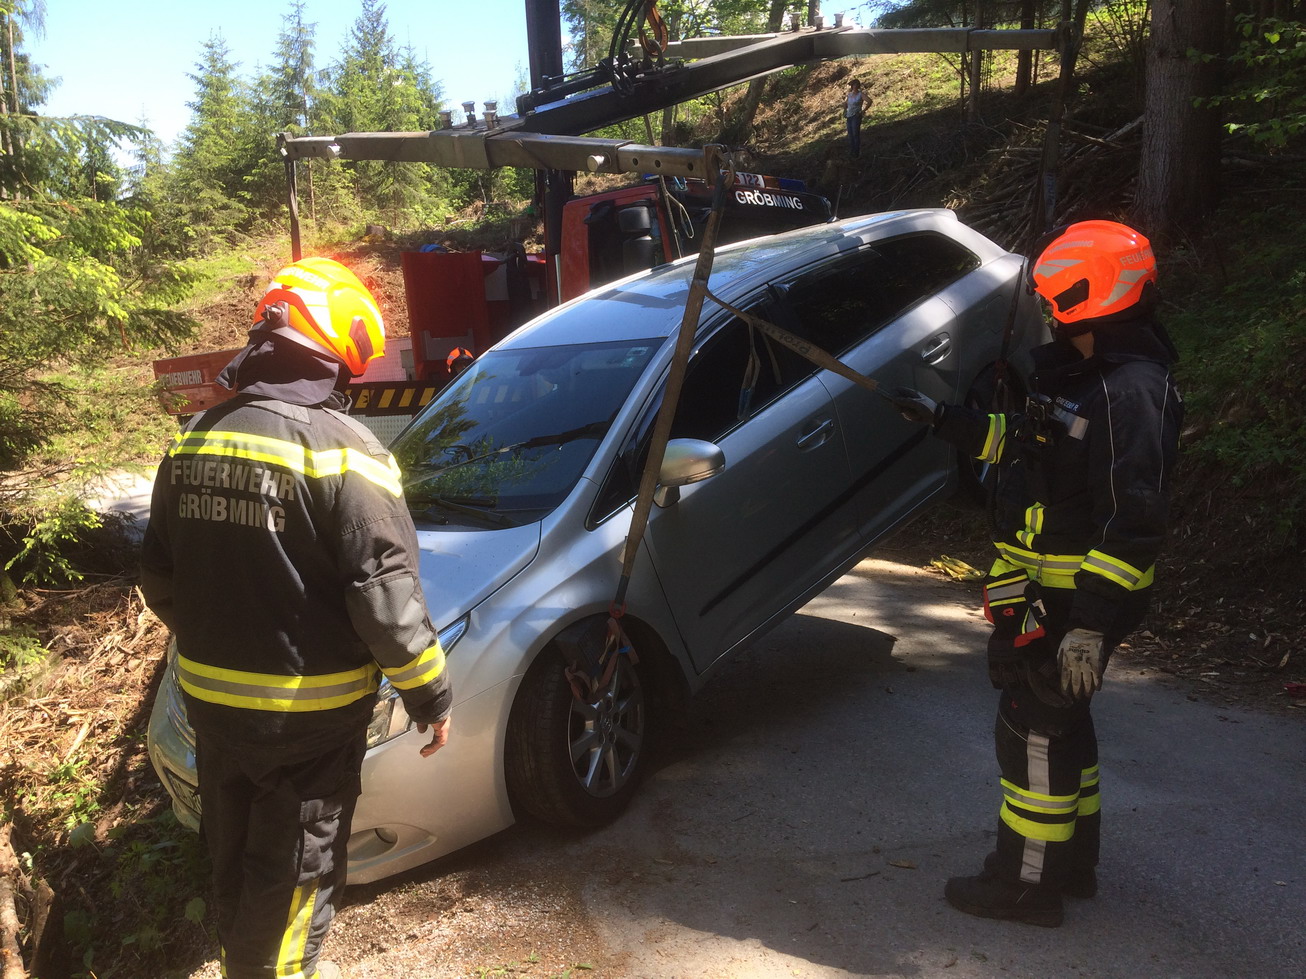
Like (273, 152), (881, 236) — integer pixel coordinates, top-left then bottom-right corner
(994, 691), (1100, 888)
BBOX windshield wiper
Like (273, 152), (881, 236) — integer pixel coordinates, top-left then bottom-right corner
(408, 420), (612, 480)
(413, 496), (515, 528)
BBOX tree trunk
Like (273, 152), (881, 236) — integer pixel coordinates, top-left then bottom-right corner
(0, 826), (29, 979)
(6, 17), (17, 116)
(659, 102), (676, 146)
(1015, 0), (1037, 95)
(1133, 0), (1226, 240)
(0, 14), (12, 166)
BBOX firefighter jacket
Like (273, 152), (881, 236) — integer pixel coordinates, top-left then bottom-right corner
(935, 317), (1183, 638)
(140, 390), (453, 749)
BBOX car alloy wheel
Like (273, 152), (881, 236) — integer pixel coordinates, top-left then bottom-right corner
(568, 655), (644, 798)
(506, 641), (649, 828)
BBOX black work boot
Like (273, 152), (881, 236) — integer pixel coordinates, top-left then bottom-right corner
(983, 850), (1098, 899)
(944, 870), (1064, 927)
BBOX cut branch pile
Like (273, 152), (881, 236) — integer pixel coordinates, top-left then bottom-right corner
(0, 582), (172, 976)
(951, 116), (1144, 250)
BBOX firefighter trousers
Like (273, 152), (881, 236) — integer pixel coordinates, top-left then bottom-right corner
(993, 685), (1100, 889)
(990, 590), (1111, 890)
(195, 730), (366, 979)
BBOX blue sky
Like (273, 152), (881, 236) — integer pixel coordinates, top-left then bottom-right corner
(27, 0), (535, 149)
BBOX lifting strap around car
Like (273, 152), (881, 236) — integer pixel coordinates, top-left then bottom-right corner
(702, 290), (882, 397)
(575, 150), (894, 702)
(584, 147), (737, 700)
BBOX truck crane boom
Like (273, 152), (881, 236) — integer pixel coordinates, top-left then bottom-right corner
(278, 24), (1059, 179)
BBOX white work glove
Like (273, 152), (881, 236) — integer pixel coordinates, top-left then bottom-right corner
(1058, 628), (1105, 700)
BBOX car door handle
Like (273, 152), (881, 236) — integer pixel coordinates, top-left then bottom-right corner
(796, 417), (834, 451)
(921, 333), (952, 363)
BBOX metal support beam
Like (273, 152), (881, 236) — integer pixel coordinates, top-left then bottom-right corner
(639, 26), (1057, 61)
(277, 26), (1062, 178)
(280, 129), (717, 180)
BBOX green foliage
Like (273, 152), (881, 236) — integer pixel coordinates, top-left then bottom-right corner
(2, 496), (102, 587)
(0, 195), (198, 457)
(0, 624), (44, 672)
(0, 185), (195, 584)
(1168, 206), (1306, 550)
(1199, 15), (1306, 149)
(68, 808), (212, 977)
(46, 757), (101, 829)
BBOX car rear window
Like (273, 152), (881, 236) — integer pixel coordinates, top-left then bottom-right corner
(779, 232), (980, 354)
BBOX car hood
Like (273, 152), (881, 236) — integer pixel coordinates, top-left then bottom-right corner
(414, 523), (542, 628)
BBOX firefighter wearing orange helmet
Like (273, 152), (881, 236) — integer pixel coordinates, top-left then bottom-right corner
(141, 258), (452, 977)
(886, 220), (1183, 926)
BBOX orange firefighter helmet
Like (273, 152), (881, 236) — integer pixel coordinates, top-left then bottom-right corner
(253, 257), (385, 376)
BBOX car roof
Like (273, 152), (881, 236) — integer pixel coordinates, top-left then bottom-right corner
(496, 208), (985, 350)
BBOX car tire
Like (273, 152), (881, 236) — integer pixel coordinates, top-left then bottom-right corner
(505, 644), (648, 828)
(957, 363), (1024, 506)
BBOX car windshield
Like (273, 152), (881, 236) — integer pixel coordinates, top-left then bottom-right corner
(392, 339), (660, 522)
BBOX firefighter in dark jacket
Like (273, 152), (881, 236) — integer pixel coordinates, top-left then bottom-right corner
(140, 257), (452, 979)
(887, 220), (1182, 927)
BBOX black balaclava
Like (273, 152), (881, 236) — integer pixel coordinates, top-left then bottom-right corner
(215, 323), (353, 409)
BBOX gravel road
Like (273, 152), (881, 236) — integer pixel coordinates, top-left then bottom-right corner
(179, 555), (1306, 979)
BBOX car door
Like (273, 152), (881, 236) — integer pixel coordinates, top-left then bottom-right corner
(638, 300), (858, 673)
(772, 232), (977, 542)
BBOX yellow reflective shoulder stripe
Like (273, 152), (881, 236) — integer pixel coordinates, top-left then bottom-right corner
(381, 643), (446, 690)
(169, 429), (402, 498)
(178, 655), (378, 712)
(977, 414), (1007, 464)
(1082, 549), (1154, 590)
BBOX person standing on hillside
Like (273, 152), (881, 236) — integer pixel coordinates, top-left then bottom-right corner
(844, 78), (866, 158)
(885, 220), (1183, 927)
(140, 257), (453, 979)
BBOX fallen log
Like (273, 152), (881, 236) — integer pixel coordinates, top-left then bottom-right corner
(0, 825), (28, 979)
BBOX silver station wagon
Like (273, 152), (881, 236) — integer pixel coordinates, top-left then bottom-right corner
(149, 209), (1046, 883)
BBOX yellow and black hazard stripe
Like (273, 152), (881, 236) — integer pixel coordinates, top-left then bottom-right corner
(348, 382), (442, 416)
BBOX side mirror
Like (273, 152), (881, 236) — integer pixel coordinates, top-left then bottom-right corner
(654, 438), (725, 507)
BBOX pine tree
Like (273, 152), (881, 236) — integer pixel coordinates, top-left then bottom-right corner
(0, 6), (196, 583)
(318, 0), (445, 227)
(169, 33), (256, 246)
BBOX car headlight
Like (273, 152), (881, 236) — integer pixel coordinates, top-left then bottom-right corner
(366, 615), (469, 749)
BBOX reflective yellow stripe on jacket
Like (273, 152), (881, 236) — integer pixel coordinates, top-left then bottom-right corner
(1082, 549), (1152, 589)
(977, 414), (1007, 465)
(994, 541), (1085, 589)
(178, 655), (379, 711)
(381, 643), (446, 690)
(169, 429), (402, 497)
(995, 541), (1154, 591)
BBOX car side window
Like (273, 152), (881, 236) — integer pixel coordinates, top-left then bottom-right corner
(670, 304), (812, 443)
(589, 301), (810, 523)
(778, 232), (979, 354)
